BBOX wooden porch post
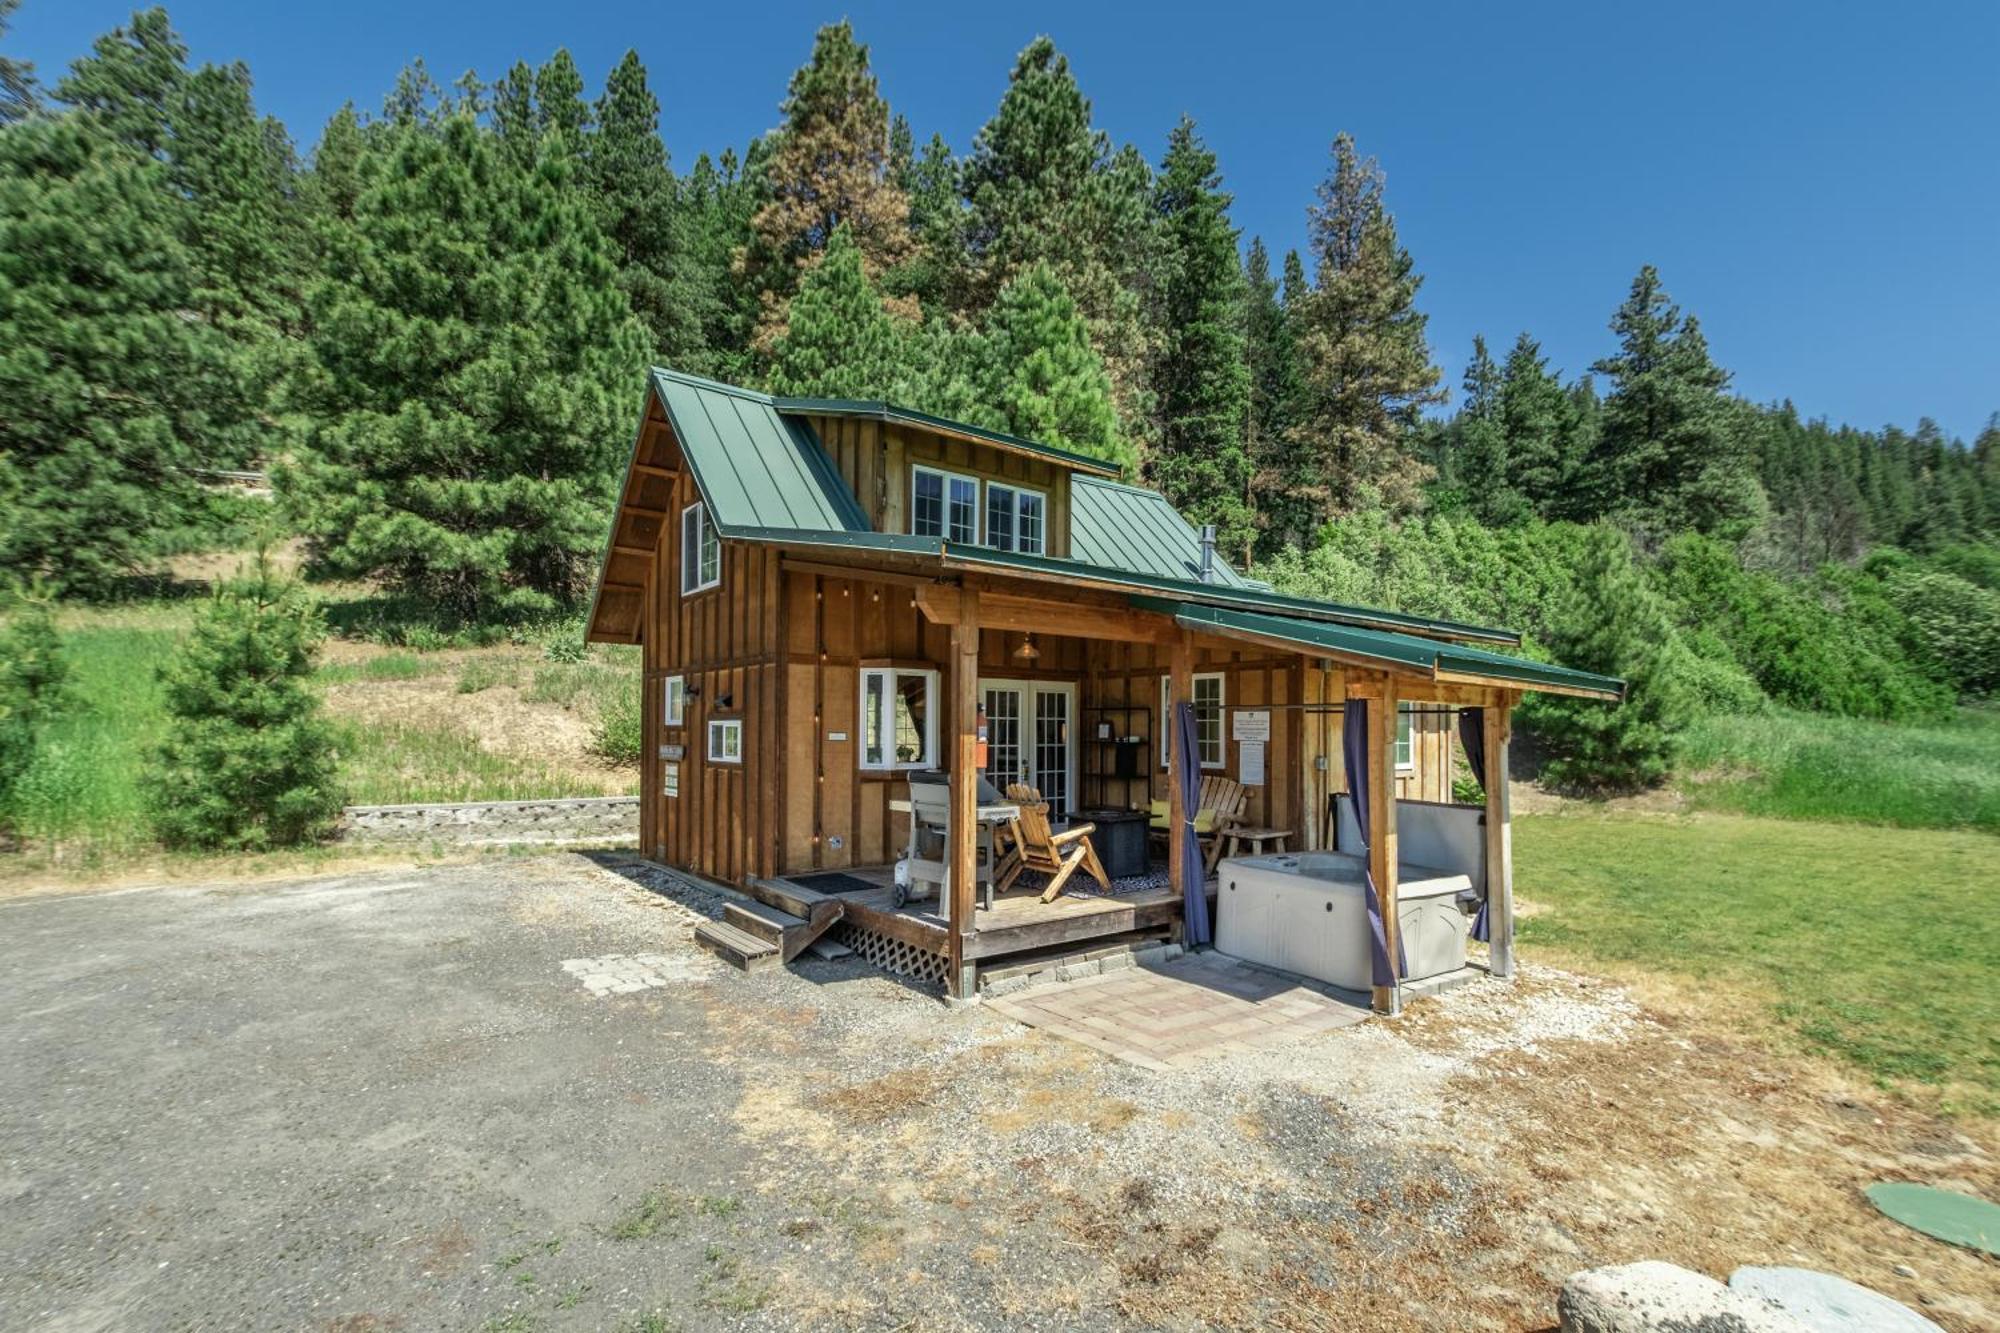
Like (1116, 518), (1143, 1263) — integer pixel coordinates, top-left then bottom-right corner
(1366, 680), (1401, 1015)
(1166, 629), (1193, 903)
(1483, 697), (1515, 979)
(946, 588), (981, 1002)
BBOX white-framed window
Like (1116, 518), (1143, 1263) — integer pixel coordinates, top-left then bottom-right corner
(706, 717), (742, 763)
(1396, 703), (1415, 771)
(1160, 671), (1226, 769)
(985, 483), (1046, 555)
(860, 667), (938, 770)
(681, 501), (720, 594)
(661, 675), (685, 727)
(911, 466), (978, 544)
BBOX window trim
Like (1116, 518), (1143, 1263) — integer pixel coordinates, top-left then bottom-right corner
(706, 717), (742, 764)
(681, 501), (720, 595)
(661, 675), (685, 728)
(858, 666), (940, 771)
(984, 481), (1048, 556)
(910, 465), (979, 545)
(1161, 671), (1227, 770)
(1395, 702), (1416, 772)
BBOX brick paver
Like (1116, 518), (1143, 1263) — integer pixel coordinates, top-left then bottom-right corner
(987, 951), (1369, 1070)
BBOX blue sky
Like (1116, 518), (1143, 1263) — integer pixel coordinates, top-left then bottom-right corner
(14, 1), (1999, 440)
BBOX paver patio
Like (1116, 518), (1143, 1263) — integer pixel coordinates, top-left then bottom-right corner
(986, 949), (1371, 1070)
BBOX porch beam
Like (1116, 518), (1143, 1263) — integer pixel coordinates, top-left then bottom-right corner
(1365, 679), (1401, 1015)
(945, 587), (981, 1002)
(915, 583), (1178, 644)
(1483, 698), (1516, 978)
(1165, 629), (1192, 907)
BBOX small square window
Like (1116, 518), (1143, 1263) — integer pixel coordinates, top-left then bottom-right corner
(662, 675), (685, 727)
(1161, 671), (1226, 769)
(706, 718), (742, 763)
(681, 502), (719, 594)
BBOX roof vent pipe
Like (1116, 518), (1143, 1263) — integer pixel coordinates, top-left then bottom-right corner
(1198, 524), (1217, 583)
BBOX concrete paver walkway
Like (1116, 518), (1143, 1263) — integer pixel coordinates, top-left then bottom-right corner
(987, 950), (1370, 1070)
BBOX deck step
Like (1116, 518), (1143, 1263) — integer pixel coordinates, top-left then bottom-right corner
(743, 876), (833, 921)
(692, 920), (781, 973)
(724, 899), (806, 947)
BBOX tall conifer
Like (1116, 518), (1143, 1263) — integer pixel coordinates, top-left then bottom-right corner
(1148, 117), (1251, 555)
(766, 226), (905, 398)
(978, 262), (1129, 472)
(1287, 133), (1443, 522)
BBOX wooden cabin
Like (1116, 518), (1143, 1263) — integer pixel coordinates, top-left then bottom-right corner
(585, 369), (1623, 1010)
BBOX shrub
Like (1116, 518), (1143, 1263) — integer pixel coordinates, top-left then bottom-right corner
(142, 561), (346, 850)
(1517, 525), (1696, 791)
(591, 685), (643, 765)
(1881, 566), (2000, 697)
(455, 658), (509, 694)
(0, 597), (70, 832)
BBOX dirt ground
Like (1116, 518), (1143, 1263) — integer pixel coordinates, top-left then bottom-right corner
(1, 854), (1992, 1332)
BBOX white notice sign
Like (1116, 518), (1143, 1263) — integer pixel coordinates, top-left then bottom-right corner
(1232, 709), (1271, 742)
(1240, 740), (1266, 786)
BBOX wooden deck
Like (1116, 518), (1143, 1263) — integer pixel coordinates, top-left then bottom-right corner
(780, 863), (1187, 963)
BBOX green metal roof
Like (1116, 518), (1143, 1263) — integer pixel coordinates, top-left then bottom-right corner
(1137, 599), (1624, 699)
(650, 368), (869, 536)
(769, 395), (1123, 477)
(1070, 476), (1255, 589)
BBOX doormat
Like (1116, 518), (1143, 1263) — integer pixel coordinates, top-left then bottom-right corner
(790, 872), (882, 896)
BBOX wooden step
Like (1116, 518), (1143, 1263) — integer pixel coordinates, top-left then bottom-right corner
(724, 899), (805, 948)
(743, 875), (832, 921)
(692, 920), (781, 973)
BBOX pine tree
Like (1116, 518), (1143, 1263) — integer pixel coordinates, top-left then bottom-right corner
(591, 49), (713, 369)
(890, 119), (967, 313)
(1147, 117), (1251, 555)
(681, 143), (767, 379)
(1242, 238), (1304, 561)
(300, 103), (367, 225)
(1453, 335), (1513, 519)
(534, 49), (589, 143)
(1496, 331), (1580, 518)
(142, 558), (343, 850)
(0, 0), (36, 125)
(1581, 265), (1764, 535)
(766, 226), (906, 398)
(1288, 133), (1443, 522)
(741, 22), (911, 348)
(977, 261), (1129, 471)
(1518, 525), (1695, 791)
(960, 38), (1153, 446)
(285, 113), (649, 615)
(51, 6), (185, 157)
(0, 115), (237, 593)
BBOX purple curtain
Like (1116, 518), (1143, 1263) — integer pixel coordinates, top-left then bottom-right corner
(1341, 700), (1403, 988)
(1175, 701), (1211, 947)
(1458, 706), (1491, 942)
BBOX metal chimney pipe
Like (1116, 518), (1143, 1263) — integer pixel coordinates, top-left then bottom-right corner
(1198, 524), (1217, 583)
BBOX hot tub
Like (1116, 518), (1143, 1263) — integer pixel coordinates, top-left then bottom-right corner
(1215, 849), (1474, 991)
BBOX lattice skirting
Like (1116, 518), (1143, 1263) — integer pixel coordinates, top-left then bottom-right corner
(833, 922), (947, 987)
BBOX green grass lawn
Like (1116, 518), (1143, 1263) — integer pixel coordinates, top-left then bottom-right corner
(9, 605), (634, 870)
(1678, 706), (2000, 832)
(1517, 810), (2000, 1112)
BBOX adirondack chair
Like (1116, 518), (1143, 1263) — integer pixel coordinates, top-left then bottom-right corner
(1149, 775), (1250, 874)
(999, 799), (1111, 904)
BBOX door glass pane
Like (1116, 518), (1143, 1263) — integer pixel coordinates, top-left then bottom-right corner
(983, 686), (1022, 790)
(1195, 676), (1223, 766)
(1033, 689), (1070, 821)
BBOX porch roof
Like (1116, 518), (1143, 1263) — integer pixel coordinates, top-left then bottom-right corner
(1133, 597), (1625, 701)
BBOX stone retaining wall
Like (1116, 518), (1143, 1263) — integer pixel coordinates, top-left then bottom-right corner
(340, 796), (639, 848)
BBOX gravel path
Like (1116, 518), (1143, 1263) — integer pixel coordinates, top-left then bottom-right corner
(1, 854), (1990, 1332)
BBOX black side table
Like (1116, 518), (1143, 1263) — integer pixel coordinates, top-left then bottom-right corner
(1074, 807), (1150, 880)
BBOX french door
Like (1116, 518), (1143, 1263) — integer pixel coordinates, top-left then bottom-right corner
(980, 679), (1076, 821)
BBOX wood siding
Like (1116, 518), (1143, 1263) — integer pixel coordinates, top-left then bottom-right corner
(808, 415), (1073, 558)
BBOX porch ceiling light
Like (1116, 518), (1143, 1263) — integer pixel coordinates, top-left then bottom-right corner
(1013, 632), (1040, 662)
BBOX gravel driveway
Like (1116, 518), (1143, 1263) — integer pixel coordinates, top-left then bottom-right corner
(2, 854), (1991, 1332)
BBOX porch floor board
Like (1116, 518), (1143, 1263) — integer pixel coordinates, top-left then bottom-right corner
(778, 863), (1185, 963)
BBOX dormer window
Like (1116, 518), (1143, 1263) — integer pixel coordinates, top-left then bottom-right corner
(986, 483), (1045, 556)
(912, 466), (977, 544)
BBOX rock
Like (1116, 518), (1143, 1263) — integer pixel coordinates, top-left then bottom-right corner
(1559, 1261), (1812, 1333)
(1729, 1266), (1943, 1333)
(1892, 1263), (1917, 1279)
